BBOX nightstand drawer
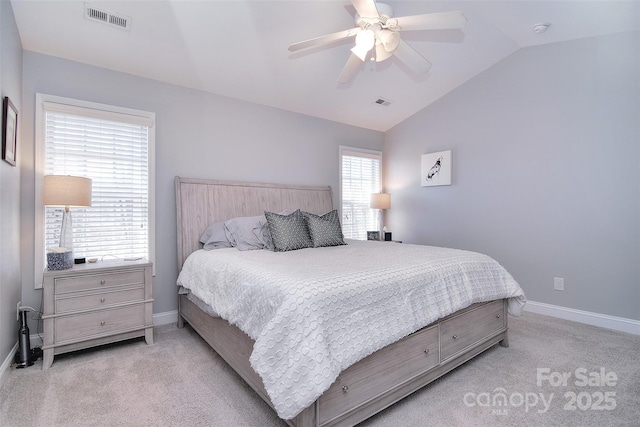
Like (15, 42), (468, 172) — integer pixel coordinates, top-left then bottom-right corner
(440, 300), (505, 361)
(55, 286), (145, 313)
(55, 305), (145, 343)
(55, 270), (145, 294)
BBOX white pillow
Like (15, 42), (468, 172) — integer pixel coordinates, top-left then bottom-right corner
(199, 222), (232, 250)
(224, 215), (274, 251)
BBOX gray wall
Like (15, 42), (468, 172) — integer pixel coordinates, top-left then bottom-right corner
(0, 0), (23, 368)
(384, 32), (640, 320)
(19, 52), (384, 332)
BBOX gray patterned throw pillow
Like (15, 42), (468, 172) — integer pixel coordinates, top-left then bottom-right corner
(264, 209), (313, 252)
(303, 210), (346, 248)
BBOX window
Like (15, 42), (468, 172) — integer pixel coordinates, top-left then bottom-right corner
(339, 146), (382, 240)
(35, 94), (155, 287)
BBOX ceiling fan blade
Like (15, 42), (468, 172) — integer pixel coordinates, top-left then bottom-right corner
(337, 53), (364, 84)
(289, 27), (362, 52)
(352, 0), (379, 19)
(389, 11), (467, 31)
(393, 40), (432, 74)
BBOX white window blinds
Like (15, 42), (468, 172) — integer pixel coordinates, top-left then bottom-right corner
(42, 101), (152, 261)
(340, 148), (381, 240)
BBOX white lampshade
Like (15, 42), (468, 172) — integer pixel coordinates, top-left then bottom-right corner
(351, 29), (375, 61)
(370, 193), (391, 210)
(43, 175), (92, 208)
(43, 175), (92, 253)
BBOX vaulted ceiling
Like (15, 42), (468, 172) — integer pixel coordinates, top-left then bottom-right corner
(11, 0), (640, 131)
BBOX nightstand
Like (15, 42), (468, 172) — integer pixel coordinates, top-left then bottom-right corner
(42, 259), (154, 369)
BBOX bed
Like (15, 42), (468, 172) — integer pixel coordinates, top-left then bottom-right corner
(174, 176), (526, 427)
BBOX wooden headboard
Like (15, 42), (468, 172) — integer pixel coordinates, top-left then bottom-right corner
(175, 177), (334, 268)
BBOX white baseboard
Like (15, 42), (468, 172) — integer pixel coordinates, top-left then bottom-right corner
(153, 310), (178, 326)
(524, 300), (640, 335)
(30, 334), (43, 347)
(0, 342), (19, 389)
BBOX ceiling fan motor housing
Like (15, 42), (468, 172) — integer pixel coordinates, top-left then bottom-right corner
(354, 2), (394, 23)
(354, 3), (399, 54)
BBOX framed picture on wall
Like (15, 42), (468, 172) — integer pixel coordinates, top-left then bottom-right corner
(2, 97), (18, 167)
(421, 150), (451, 187)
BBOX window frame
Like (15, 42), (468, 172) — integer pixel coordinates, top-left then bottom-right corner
(339, 145), (383, 240)
(34, 93), (156, 288)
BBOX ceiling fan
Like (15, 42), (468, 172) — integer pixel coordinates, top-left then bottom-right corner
(288, 0), (467, 84)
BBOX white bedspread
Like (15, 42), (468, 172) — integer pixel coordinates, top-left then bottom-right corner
(176, 240), (526, 420)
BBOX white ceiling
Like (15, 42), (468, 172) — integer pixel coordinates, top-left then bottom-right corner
(10, 0), (640, 132)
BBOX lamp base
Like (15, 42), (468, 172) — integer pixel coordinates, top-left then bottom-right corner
(47, 249), (73, 270)
(59, 209), (73, 250)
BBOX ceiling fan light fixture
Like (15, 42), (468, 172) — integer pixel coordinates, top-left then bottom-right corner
(351, 29), (375, 61)
(374, 42), (393, 62)
(378, 29), (400, 52)
(350, 45), (369, 61)
(355, 29), (375, 50)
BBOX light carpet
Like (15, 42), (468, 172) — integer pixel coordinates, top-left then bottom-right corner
(1, 312), (638, 426)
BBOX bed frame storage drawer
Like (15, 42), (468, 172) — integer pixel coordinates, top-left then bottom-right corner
(440, 300), (506, 361)
(318, 324), (439, 425)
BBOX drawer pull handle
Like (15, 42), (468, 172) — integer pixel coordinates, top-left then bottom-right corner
(452, 335), (458, 340)
(342, 386), (349, 393)
(424, 349), (429, 354)
(101, 321), (106, 326)
(100, 298), (106, 303)
(100, 280), (106, 285)
(496, 314), (501, 319)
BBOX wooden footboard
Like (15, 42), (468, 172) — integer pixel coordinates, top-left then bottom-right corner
(178, 294), (509, 427)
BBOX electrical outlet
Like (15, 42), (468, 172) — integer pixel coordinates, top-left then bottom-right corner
(17, 301), (21, 321)
(554, 277), (564, 291)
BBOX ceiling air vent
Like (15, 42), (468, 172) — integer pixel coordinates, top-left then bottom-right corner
(374, 98), (391, 107)
(85, 3), (132, 31)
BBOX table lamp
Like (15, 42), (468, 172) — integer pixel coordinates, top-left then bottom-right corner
(43, 175), (92, 269)
(370, 193), (391, 240)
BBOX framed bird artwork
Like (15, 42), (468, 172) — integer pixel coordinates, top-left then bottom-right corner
(421, 150), (452, 187)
